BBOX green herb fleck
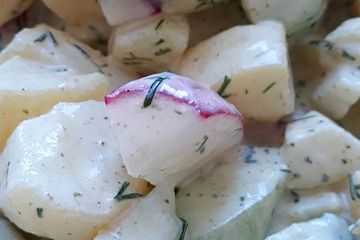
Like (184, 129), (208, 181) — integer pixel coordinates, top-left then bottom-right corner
(155, 47), (172, 56)
(195, 135), (209, 154)
(155, 19), (164, 30)
(323, 41), (333, 51)
(34, 31), (58, 46)
(217, 75), (231, 98)
(72, 44), (103, 73)
(322, 174), (329, 182)
(114, 181), (143, 202)
(143, 75), (168, 108)
(123, 52), (153, 65)
(348, 173), (359, 201)
(73, 192), (82, 197)
(195, 0), (219, 9)
(290, 190), (300, 203)
(179, 218), (188, 240)
(262, 82), (276, 93)
(244, 147), (257, 164)
(280, 169), (291, 173)
(304, 157), (312, 164)
(155, 38), (165, 46)
(233, 128), (242, 137)
(342, 50), (356, 61)
(288, 115), (316, 123)
(36, 208), (43, 218)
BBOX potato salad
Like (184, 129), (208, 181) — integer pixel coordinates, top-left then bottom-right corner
(0, 0), (359, 240)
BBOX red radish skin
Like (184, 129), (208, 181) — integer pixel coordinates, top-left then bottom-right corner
(143, 0), (162, 14)
(105, 73), (242, 120)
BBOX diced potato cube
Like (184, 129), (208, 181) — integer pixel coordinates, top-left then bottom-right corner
(99, 0), (161, 26)
(312, 65), (360, 119)
(41, 0), (111, 47)
(176, 21), (294, 121)
(320, 18), (360, 70)
(95, 186), (181, 240)
(282, 111), (360, 189)
(241, 0), (327, 42)
(0, 24), (136, 88)
(0, 56), (110, 152)
(111, 14), (189, 75)
(0, 101), (148, 240)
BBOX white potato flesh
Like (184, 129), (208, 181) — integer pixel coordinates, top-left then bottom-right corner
(265, 214), (352, 240)
(319, 18), (360, 70)
(95, 185), (181, 240)
(311, 17), (360, 122)
(41, 0), (111, 47)
(0, 101), (148, 240)
(0, 0), (34, 27)
(0, 24), (136, 88)
(162, 0), (225, 15)
(99, 0), (161, 26)
(283, 111), (360, 189)
(175, 21), (294, 121)
(105, 72), (243, 185)
(312, 65), (360, 119)
(0, 56), (109, 152)
(176, 146), (287, 240)
(241, 0), (327, 39)
(325, 17), (360, 46)
(111, 14), (189, 75)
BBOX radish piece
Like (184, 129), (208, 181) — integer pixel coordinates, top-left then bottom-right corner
(99, 0), (162, 26)
(105, 72), (244, 185)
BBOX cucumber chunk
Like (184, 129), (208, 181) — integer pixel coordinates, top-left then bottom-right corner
(176, 146), (287, 240)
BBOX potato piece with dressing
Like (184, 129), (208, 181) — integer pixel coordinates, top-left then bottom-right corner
(0, 24), (136, 88)
(111, 14), (189, 75)
(0, 0), (34, 27)
(0, 56), (109, 152)
(176, 21), (294, 121)
(0, 101), (148, 240)
(312, 18), (360, 120)
(312, 65), (360, 119)
(41, 0), (111, 47)
(283, 111), (360, 189)
(99, 0), (161, 26)
(241, 0), (327, 43)
(95, 185), (182, 240)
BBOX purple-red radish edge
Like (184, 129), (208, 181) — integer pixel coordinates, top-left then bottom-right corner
(105, 73), (243, 122)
